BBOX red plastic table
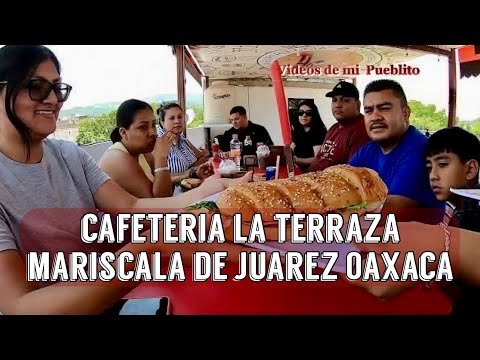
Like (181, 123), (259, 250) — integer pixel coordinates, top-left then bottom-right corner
(142, 160), (451, 314)
(125, 263), (452, 315)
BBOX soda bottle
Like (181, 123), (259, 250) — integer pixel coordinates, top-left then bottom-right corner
(230, 134), (242, 171)
(212, 138), (220, 162)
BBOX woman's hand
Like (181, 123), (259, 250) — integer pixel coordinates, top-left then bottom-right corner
(198, 146), (210, 158)
(154, 132), (175, 160)
(206, 170), (253, 188)
(195, 162), (215, 179)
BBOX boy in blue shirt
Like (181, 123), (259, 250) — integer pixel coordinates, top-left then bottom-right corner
(349, 79), (441, 222)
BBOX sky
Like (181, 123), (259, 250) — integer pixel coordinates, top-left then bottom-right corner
(2, 45), (480, 121)
(45, 45), (203, 109)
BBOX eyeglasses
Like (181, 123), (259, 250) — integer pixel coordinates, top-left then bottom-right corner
(297, 110), (312, 116)
(26, 79), (72, 102)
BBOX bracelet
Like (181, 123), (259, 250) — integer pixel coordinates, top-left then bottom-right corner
(425, 222), (452, 290)
(439, 222), (452, 252)
(154, 166), (169, 173)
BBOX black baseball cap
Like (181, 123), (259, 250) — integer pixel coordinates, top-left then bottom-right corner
(325, 81), (359, 100)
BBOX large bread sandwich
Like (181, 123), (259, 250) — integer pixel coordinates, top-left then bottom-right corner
(186, 165), (388, 241)
(216, 164), (387, 221)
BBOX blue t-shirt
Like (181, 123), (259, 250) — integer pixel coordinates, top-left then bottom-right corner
(349, 126), (441, 208)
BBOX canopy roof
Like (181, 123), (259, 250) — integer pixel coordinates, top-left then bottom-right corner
(185, 45), (463, 87)
(173, 45), (462, 128)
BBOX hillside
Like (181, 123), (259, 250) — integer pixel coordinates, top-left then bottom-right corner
(60, 93), (204, 118)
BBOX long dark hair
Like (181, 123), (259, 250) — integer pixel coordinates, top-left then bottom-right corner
(292, 100), (327, 141)
(0, 45), (61, 161)
(110, 99), (153, 143)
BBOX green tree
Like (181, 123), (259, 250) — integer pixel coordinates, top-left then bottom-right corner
(188, 105), (204, 128)
(457, 117), (480, 137)
(151, 102), (160, 115)
(408, 100), (447, 131)
(470, 119), (480, 137)
(76, 101), (197, 145)
(76, 109), (116, 145)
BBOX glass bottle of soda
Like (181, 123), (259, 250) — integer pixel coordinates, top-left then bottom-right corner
(230, 134), (242, 171)
(212, 138), (220, 162)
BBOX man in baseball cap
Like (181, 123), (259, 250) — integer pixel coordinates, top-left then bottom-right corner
(325, 81), (360, 99)
(308, 81), (369, 172)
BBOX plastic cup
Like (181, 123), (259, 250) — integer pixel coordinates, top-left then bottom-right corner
(257, 155), (267, 169)
(265, 166), (276, 181)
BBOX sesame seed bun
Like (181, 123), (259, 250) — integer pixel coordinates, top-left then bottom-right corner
(216, 165), (388, 226)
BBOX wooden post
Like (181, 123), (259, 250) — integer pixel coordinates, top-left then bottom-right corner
(202, 77), (211, 148)
(447, 49), (457, 127)
(174, 45), (186, 135)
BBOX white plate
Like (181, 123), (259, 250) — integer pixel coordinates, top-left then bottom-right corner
(450, 188), (480, 201)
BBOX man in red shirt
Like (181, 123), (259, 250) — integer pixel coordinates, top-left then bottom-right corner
(307, 81), (370, 172)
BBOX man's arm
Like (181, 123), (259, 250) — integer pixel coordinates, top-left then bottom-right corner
(307, 147), (326, 172)
(347, 146), (364, 167)
(348, 221), (480, 300)
(346, 129), (370, 162)
(385, 157), (430, 209)
(382, 195), (420, 209)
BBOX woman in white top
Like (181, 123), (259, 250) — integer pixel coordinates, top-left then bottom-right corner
(99, 99), (175, 198)
(0, 45), (253, 314)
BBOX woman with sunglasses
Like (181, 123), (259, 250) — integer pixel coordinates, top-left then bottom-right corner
(0, 45), (253, 314)
(98, 99), (176, 198)
(290, 100), (327, 172)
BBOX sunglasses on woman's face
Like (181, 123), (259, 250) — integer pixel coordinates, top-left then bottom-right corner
(297, 110), (312, 116)
(26, 79), (72, 102)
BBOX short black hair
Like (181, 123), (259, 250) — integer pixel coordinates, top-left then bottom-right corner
(364, 79), (408, 106)
(230, 106), (246, 116)
(426, 127), (480, 165)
